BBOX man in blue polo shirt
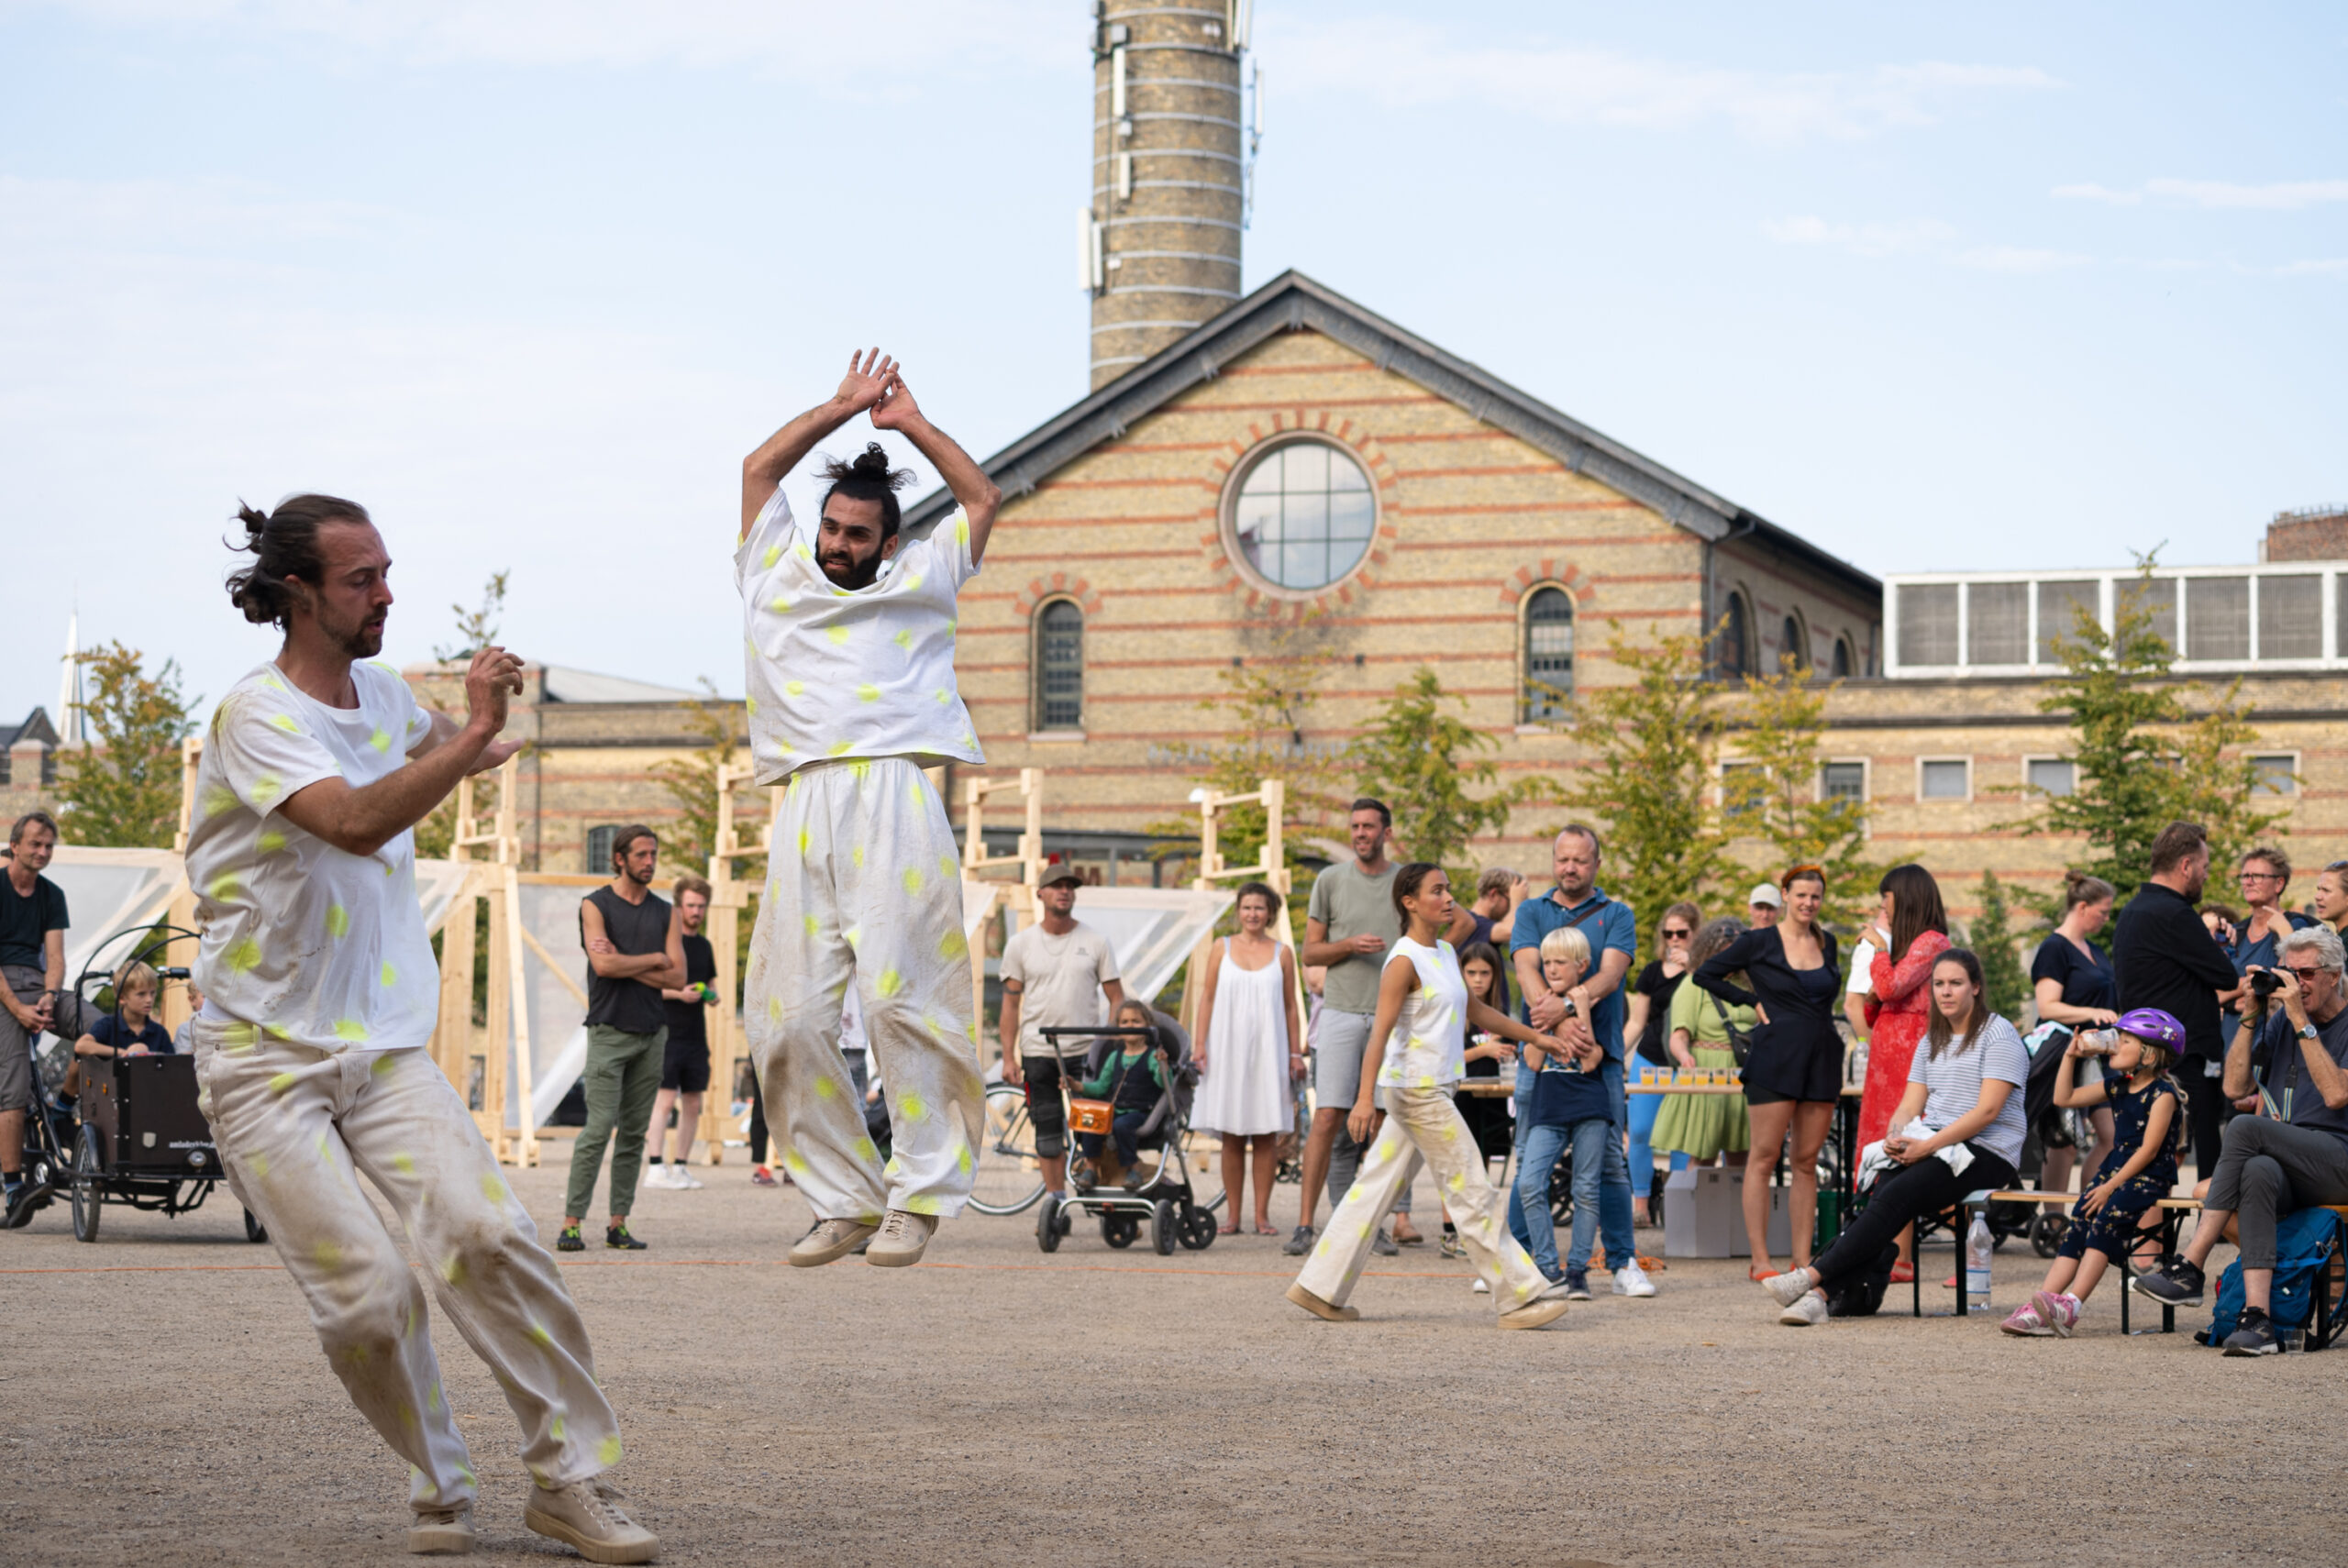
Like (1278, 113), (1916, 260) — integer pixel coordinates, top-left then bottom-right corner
(1509, 823), (1647, 1298)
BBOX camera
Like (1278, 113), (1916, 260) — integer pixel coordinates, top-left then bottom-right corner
(2249, 969), (2284, 1000)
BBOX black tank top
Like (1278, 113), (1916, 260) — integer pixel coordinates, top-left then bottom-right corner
(582, 885), (671, 1033)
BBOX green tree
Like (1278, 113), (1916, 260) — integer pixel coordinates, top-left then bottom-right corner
(650, 680), (746, 875)
(434, 570), (511, 663)
(1348, 666), (1550, 878)
(1546, 621), (1741, 926)
(1720, 657), (1880, 929)
(2027, 565), (2286, 904)
(56, 642), (197, 847)
(1967, 871), (2032, 1022)
(1146, 618), (1347, 936)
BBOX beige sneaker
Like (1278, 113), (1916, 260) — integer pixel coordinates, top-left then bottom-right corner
(1498, 1297), (1571, 1331)
(1284, 1282), (1361, 1321)
(865, 1209), (937, 1267)
(524, 1478), (658, 1565)
(788, 1217), (879, 1268)
(407, 1505), (473, 1554)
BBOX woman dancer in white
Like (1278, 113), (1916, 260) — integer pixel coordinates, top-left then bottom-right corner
(1286, 863), (1573, 1329)
(1192, 881), (1302, 1236)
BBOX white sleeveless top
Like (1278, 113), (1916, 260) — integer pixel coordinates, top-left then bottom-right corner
(1377, 936), (1468, 1089)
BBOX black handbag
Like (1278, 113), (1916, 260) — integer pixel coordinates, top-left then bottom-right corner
(1710, 990), (1754, 1068)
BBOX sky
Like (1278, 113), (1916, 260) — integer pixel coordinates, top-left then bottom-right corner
(3, 1), (2342, 723)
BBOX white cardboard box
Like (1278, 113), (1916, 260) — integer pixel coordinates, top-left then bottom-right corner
(1662, 1167), (1793, 1258)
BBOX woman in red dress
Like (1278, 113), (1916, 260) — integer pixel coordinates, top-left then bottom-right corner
(1862, 865), (1950, 1279)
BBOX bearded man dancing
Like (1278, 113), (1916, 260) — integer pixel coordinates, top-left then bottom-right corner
(739, 349), (1001, 1268)
(187, 494), (656, 1562)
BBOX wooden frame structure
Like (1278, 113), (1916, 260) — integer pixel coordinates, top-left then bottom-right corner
(1180, 779), (1308, 1039)
(428, 753), (544, 1166)
(698, 758), (772, 1165)
(961, 768), (1046, 1042)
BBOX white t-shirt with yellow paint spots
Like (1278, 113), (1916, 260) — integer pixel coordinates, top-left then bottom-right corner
(187, 661), (439, 1055)
(1376, 936), (1469, 1090)
(736, 483), (984, 784)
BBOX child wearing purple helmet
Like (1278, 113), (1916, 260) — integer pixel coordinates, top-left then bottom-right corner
(2001, 1007), (2186, 1337)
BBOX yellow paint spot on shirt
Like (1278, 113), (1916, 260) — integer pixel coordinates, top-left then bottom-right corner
(335, 1019), (369, 1043)
(528, 1322), (555, 1350)
(370, 726), (393, 753)
(857, 682), (881, 703)
(958, 1144), (974, 1175)
(954, 517), (969, 547)
(371, 1053), (396, 1077)
(848, 760), (870, 781)
(267, 1071), (295, 1096)
(315, 1241), (342, 1268)
(797, 827), (811, 856)
(803, 913), (821, 937)
(852, 1135), (879, 1162)
(769, 596), (792, 613)
(745, 695), (758, 714)
(876, 967), (903, 998)
(827, 739), (852, 756)
(782, 1150), (810, 1174)
(327, 904), (350, 938)
(768, 996), (783, 1022)
(785, 679), (806, 697)
(481, 1173), (508, 1204)
(826, 624), (850, 646)
(257, 829), (286, 855)
(844, 924), (862, 949)
(898, 1089), (925, 1121)
(938, 928), (968, 961)
(851, 845), (865, 869)
(902, 867), (925, 896)
(934, 688), (949, 703)
(202, 783), (238, 818)
(269, 712), (302, 734)
(392, 1152), (416, 1175)
(893, 629), (912, 650)
(762, 544), (782, 569)
(814, 1076), (837, 1100)
(381, 962), (398, 988)
(248, 773), (282, 805)
(1449, 1171), (1468, 1192)
(208, 872), (240, 901)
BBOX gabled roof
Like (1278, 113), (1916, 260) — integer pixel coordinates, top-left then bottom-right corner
(3, 708), (59, 750)
(905, 270), (1877, 602)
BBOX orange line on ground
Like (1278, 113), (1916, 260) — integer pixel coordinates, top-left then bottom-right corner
(0, 1257), (1463, 1281)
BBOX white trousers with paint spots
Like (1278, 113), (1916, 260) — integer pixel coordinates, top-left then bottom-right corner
(193, 1021), (620, 1510)
(744, 756), (984, 1223)
(1294, 1085), (1551, 1314)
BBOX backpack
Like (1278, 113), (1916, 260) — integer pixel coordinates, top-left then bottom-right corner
(2198, 1206), (2346, 1344)
(1824, 1242), (1900, 1319)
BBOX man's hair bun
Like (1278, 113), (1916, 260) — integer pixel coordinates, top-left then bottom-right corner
(818, 443), (915, 540)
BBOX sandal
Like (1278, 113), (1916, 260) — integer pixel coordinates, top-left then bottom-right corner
(1748, 1264), (1778, 1283)
(1255, 1223), (1279, 1237)
(1635, 1253), (1667, 1272)
(1888, 1262), (1915, 1285)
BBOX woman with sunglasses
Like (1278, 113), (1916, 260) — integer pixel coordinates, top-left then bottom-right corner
(1695, 866), (1842, 1275)
(1623, 901), (1700, 1226)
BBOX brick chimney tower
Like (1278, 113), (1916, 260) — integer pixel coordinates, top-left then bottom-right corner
(1081, 2), (1250, 389)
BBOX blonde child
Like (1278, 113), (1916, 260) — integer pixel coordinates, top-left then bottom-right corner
(66, 959), (174, 1099)
(2000, 1007), (2185, 1337)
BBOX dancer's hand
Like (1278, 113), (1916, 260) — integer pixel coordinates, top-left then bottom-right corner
(870, 370), (921, 431)
(835, 348), (896, 414)
(462, 644), (525, 738)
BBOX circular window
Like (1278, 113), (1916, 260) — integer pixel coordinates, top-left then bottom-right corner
(1228, 439), (1376, 592)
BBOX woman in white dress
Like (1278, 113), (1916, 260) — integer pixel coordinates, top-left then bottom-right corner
(1193, 882), (1304, 1236)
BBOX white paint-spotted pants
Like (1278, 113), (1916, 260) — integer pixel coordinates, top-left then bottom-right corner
(1295, 1085), (1552, 1314)
(193, 1021), (620, 1510)
(745, 756), (984, 1223)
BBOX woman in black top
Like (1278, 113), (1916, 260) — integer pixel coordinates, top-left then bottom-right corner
(1695, 866), (1842, 1274)
(1623, 900), (1700, 1223)
(2032, 869), (2121, 1197)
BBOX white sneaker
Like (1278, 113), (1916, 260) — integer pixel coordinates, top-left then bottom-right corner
(1470, 1276), (1491, 1294)
(669, 1168), (704, 1189)
(524, 1477), (658, 1564)
(1778, 1291), (1829, 1327)
(1760, 1267), (1816, 1309)
(1612, 1261), (1657, 1297)
(640, 1165), (677, 1190)
(407, 1505), (473, 1554)
(866, 1208), (937, 1267)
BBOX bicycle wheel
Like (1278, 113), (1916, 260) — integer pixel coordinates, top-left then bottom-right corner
(966, 1081), (1047, 1216)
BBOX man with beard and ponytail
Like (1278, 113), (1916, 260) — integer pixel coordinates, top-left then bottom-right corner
(183, 495), (656, 1560)
(737, 348), (1000, 1269)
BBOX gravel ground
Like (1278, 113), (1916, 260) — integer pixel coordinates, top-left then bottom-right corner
(2, 1143), (2336, 1567)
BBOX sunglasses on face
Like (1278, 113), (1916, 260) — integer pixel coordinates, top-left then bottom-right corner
(2285, 966), (2327, 982)
(1661, 928), (1692, 940)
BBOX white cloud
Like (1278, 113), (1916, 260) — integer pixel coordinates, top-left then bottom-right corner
(1955, 245), (2090, 273)
(2051, 182), (2140, 205)
(2056, 177), (2348, 211)
(14, 0), (1069, 83)
(2276, 257), (2348, 275)
(1258, 17), (2056, 142)
(1763, 215), (1955, 257)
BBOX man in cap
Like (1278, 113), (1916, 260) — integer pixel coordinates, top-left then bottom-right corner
(1747, 882), (1784, 929)
(998, 861), (1125, 1205)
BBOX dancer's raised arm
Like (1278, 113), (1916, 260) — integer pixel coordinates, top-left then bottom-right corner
(740, 348), (897, 539)
(871, 370), (1002, 564)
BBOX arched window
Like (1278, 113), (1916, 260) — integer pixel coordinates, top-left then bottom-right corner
(1035, 600), (1084, 731)
(1832, 635), (1854, 679)
(1781, 613), (1808, 673)
(1521, 587), (1575, 721)
(1718, 591), (1751, 679)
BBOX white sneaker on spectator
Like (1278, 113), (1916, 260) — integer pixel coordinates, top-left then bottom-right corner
(669, 1167), (704, 1189)
(1778, 1291), (1829, 1327)
(1760, 1267), (1816, 1309)
(1612, 1261), (1657, 1297)
(639, 1165), (676, 1190)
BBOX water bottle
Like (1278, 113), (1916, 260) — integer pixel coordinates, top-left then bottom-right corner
(1964, 1214), (1994, 1309)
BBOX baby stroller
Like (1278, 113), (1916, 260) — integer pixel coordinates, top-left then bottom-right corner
(1035, 1011), (1218, 1255)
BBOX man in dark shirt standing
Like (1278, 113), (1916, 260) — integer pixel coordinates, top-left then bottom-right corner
(644, 874), (719, 1190)
(559, 825), (684, 1252)
(2111, 820), (2243, 1179)
(3, 811), (71, 1225)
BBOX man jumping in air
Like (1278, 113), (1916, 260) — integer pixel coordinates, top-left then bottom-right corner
(738, 348), (1001, 1268)
(186, 493), (656, 1562)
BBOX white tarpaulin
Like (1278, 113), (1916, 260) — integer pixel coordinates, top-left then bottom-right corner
(40, 846), (184, 991)
(1002, 885), (1235, 1004)
(414, 859), (475, 941)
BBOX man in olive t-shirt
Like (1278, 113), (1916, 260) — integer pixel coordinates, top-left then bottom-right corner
(1290, 799), (1412, 1257)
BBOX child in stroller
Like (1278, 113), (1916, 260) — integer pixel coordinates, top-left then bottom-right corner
(1074, 1000), (1174, 1189)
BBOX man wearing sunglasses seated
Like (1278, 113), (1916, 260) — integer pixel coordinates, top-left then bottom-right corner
(2134, 924), (2348, 1353)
